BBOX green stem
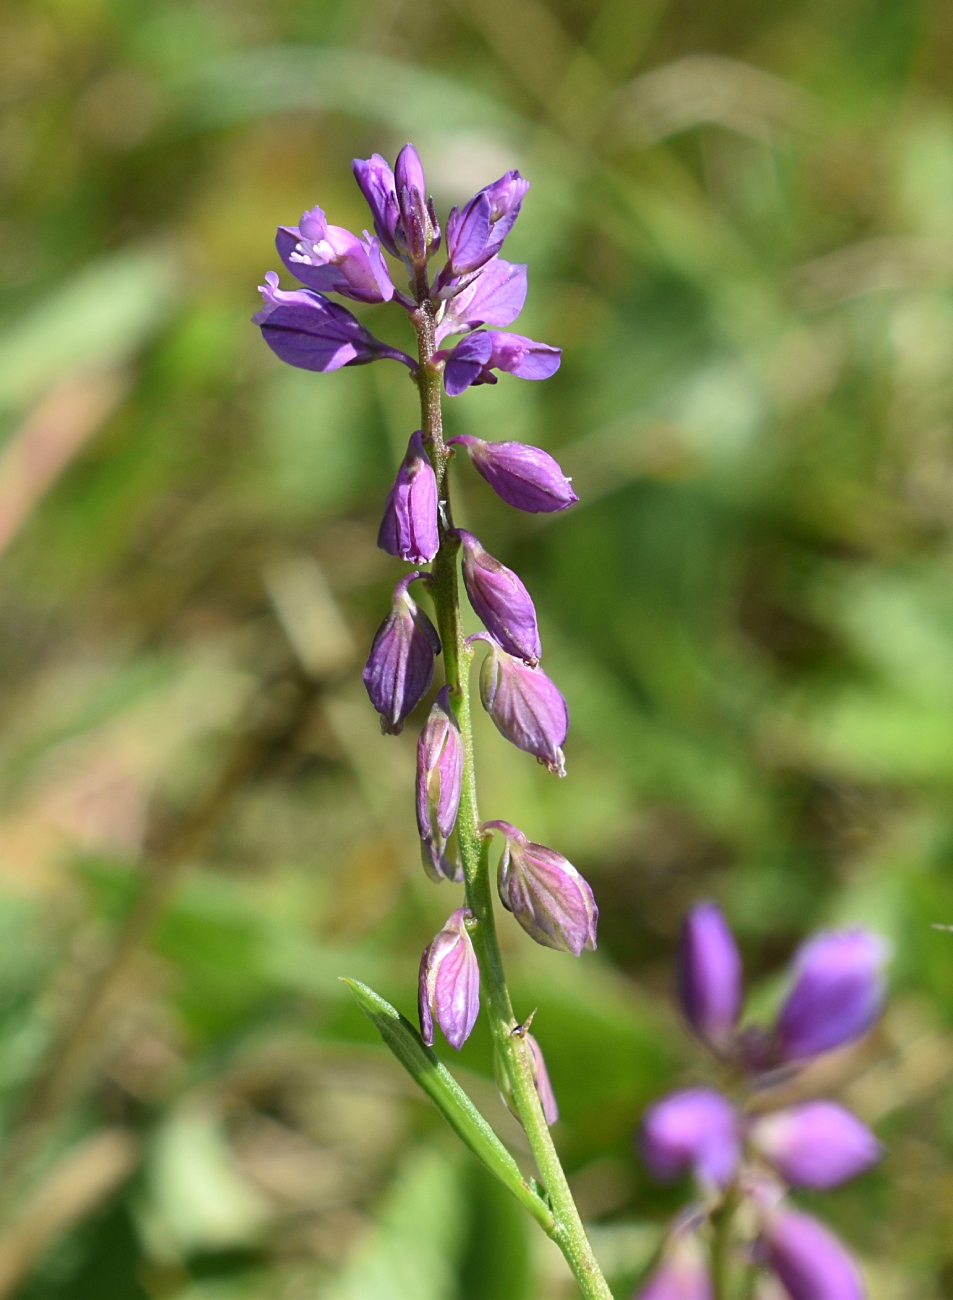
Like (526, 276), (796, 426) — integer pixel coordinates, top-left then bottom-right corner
(710, 1189), (737, 1300)
(411, 299), (613, 1300)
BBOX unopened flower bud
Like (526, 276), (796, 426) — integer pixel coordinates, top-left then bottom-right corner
(417, 688), (464, 882)
(759, 1208), (864, 1300)
(750, 1102), (881, 1189)
(458, 530), (540, 665)
(776, 928), (887, 1062)
(640, 1088), (740, 1189)
(418, 907), (480, 1049)
(363, 573), (440, 735)
(378, 431), (439, 564)
(476, 635), (568, 775)
(352, 153), (401, 256)
(526, 1032), (559, 1125)
(676, 901), (743, 1055)
(448, 435), (577, 513)
(637, 1229), (713, 1300)
(485, 820), (597, 955)
(394, 143), (440, 265)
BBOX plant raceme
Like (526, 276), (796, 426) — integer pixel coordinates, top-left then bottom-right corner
(636, 902), (888, 1300)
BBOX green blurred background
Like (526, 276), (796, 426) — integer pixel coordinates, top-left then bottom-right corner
(2, 0), (953, 1295)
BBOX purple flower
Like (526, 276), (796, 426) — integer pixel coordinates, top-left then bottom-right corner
(485, 820), (597, 955)
(417, 688), (465, 883)
(760, 1208), (865, 1300)
(447, 435), (577, 513)
(435, 258), (528, 343)
(458, 530), (541, 665)
(378, 431), (440, 564)
(394, 143), (440, 266)
(352, 153), (401, 256)
(276, 206), (395, 304)
(255, 273), (414, 373)
(637, 1230), (713, 1300)
(526, 1032), (559, 1125)
(475, 635), (568, 775)
(750, 1102), (881, 1190)
(418, 907), (480, 1049)
(640, 1088), (740, 1189)
(676, 902), (743, 1056)
(362, 573), (441, 735)
(777, 929), (887, 1061)
(440, 171), (530, 279)
(441, 330), (561, 395)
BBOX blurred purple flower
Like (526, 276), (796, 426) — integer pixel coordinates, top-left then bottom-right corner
(636, 1230), (713, 1300)
(760, 1208), (865, 1300)
(777, 929), (888, 1061)
(435, 258), (528, 343)
(276, 206), (395, 303)
(441, 329), (561, 395)
(362, 573), (440, 735)
(485, 819), (597, 955)
(417, 687), (465, 883)
(378, 431), (440, 564)
(255, 273), (414, 373)
(475, 634), (568, 775)
(750, 1102), (881, 1190)
(418, 907), (480, 1049)
(641, 1088), (740, 1189)
(448, 435), (577, 513)
(526, 1032), (559, 1125)
(458, 529), (541, 665)
(676, 901), (743, 1055)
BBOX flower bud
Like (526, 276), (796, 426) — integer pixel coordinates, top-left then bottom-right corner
(750, 1102), (881, 1190)
(442, 171), (530, 278)
(418, 907), (480, 1049)
(352, 153), (401, 256)
(526, 1032), (559, 1125)
(676, 901), (743, 1055)
(362, 574), (440, 735)
(378, 432), (440, 564)
(476, 636), (568, 775)
(637, 1229), (713, 1300)
(485, 820), (597, 955)
(458, 530), (541, 665)
(394, 143), (440, 265)
(448, 435), (577, 513)
(760, 1208), (864, 1300)
(776, 928), (887, 1061)
(640, 1088), (740, 1189)
(417, 688), (465, 882)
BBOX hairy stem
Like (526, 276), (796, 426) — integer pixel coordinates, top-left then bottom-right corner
(411, 299), (613, 1300)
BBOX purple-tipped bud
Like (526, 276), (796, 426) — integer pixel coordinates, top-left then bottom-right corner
(362, 573), (441, 735)
(476, 635), (568, 775)
(417, 688), (465, 882)
(418, 907), (480, 1049)
(760, 1209), (865, 1300)
(776, 929), (887, 1061)
(442, 171), (530, 277)
(394, 144), (439, 265)
(378, 432), (440, 564)
(352, 153), (400, 256)
(526, 1032), (559, 1125)
(640, 1088), (740, 1189)
(448, 435), (577, 513)
(485, 820), (597, 955)
(637, 1230), (713, 1300)
(276, 206), (395, 304)
(458, 530), (541, 665)
(676, 902), (743, 1055)
(750, 1102), (882, 1190)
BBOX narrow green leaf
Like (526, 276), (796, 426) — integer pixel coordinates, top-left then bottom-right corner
(341, 978), (554, 1236)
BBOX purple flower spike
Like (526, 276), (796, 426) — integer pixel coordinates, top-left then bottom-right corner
(378, 432), (440, 564)
(417, 688), (465, 883)
(418, 907), (480, 1050)
(255, 273), (415, 373)
(362, 573), (441, 735)
(442, 330), (561, 395)
(750, 1102), (882, 1190)
(448, 435), (577, 513)
(458, 530), (541, 665)
(526, 1032), (559, 1125)
(352, 153), (400, 257)
(485, 820), (597, 955)
(761, 1208), (864, 1300)
(394, 143), (440, 266)
(676, 902), (743, 1056)
(442, 171), (530, 278)
(637, 1231), (713, 1300)
(276, 206), (395, 304)
(435, 258), (528, 343)
(640, 1088), (740, 1189)
(777, 929), (888, 1061)
(476, 635), (568, 775)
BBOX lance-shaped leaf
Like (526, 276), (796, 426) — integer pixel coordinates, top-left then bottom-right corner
(341, 978), (554, 1234)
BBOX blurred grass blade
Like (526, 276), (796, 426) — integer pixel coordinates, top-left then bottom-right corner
(341, 979), (554, 1234)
